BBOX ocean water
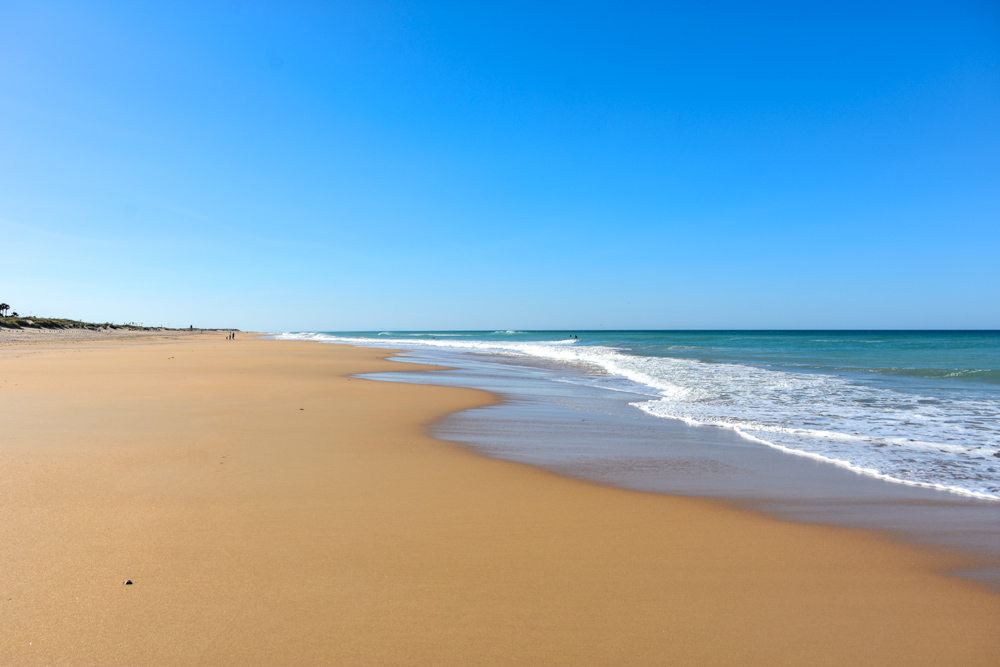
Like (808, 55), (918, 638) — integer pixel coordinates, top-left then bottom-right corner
(275, 330), (1000, 501)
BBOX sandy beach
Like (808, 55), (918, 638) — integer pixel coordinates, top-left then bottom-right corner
(2, 333), (1000, 665)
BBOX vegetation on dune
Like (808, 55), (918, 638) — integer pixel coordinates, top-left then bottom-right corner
(0, 316), (160, 330)
(0, 303), (236, 331)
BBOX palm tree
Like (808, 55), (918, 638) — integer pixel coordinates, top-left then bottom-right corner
(0, 303), (9, 317)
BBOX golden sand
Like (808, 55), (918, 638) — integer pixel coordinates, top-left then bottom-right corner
(1, 334), (999, 665)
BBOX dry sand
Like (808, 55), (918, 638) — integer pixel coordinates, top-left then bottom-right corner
(2, 333), (999, 665)
(0, 327), (210, 347)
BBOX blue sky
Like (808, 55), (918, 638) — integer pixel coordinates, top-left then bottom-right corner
(1, 1), (998, 330)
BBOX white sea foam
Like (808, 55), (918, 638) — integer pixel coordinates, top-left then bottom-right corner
(274, 332), (1000, 500)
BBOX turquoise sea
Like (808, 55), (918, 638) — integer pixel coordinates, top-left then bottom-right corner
(277, 330), (1000, 501)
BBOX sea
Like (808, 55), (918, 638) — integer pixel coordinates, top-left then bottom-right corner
(273, 330), (1000, 583)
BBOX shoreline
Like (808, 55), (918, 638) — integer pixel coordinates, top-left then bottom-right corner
(276, 330), (1000, 501)
(3, 332), (1000, 664)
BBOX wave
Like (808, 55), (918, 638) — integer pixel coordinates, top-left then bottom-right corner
(868, 367), (1000, 384)
(375, 332), (470, 337)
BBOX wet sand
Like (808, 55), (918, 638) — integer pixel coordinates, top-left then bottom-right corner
(2, 333), (1000, 665)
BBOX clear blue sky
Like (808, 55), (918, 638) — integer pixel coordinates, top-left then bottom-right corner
(1, 1), (997, 330)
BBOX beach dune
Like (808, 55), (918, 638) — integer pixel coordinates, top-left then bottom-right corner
(1, 334), (999, 665)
